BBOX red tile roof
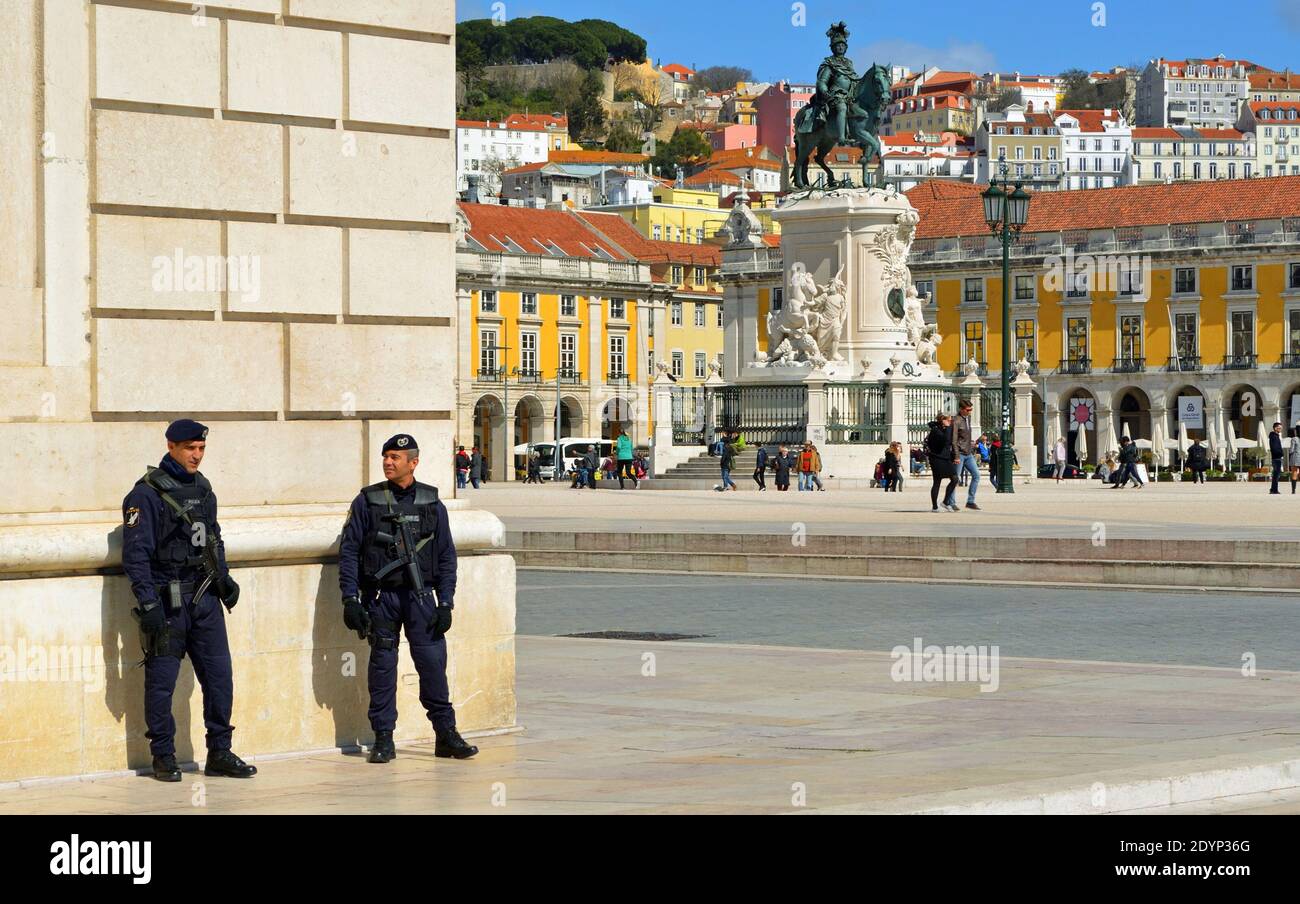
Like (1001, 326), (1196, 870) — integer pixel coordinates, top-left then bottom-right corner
(549, 149), (648, 165)
(458, 203), (633, 260)
(503, 112), (568, 130)
(1249, 100), (1300, 115)
(576, 211), (721, 267)
(1054, 109), (1122, 131)
(662, 63), (695, 79)
(685, 168), (743, 186)
(1131, 126), (1250, 139)
(906, 175), (1300, 239)
(1251, 71), (1300, 91)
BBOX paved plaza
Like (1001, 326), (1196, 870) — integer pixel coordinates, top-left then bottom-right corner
(462, 479), (1300, 542)
(4, 632), (1299, 815)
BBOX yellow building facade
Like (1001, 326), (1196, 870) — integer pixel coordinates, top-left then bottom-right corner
(908, 178), (1300, 465)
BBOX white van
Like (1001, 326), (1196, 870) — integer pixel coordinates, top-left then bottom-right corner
(513, 438), (613, 481)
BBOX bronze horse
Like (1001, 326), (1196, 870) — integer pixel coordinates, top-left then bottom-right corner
(791, 63), (892, 190)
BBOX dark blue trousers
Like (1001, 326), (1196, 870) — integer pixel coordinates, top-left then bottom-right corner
(144, 591), (234, 756)
(366, 589), (456, 734)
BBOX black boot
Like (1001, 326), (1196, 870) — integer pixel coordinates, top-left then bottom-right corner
(434, 729), (479, 759)
(204, 749), (257, 778)
(368, 730), (396, 764)
(152, 754), (182, 783)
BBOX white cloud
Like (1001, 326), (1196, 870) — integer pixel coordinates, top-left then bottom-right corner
(853, 39), (998, 75)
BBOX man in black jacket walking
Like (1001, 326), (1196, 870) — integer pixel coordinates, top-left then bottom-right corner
(1269, 422), (1285, 494)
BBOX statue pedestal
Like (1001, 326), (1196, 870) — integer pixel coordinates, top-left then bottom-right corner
(742, 186), (941, 384)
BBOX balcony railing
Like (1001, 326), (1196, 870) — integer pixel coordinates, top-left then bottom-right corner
(514, 369), (542, 384)
(1112, 356), (1146, 373)
(1223, 354), (1257, 370)
(1279, 353), (1300, 369)
(1166, 355), (1202, 372)
(459, 251), (649, 285)
(477, 367), (505, 382)
(1059, 357), (1092, 375)
(606, 372), (631, 387)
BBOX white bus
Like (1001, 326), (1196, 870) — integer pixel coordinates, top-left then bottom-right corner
(513, 438), (614, 481)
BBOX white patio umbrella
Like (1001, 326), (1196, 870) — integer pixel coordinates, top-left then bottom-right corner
(1120, 420), (1133, 442)
(1074, 423), (1088, 465)
(1258, 420), (1273, 472)
(1178, 420), (1190, 458)
(1151, 418), (1168, 480)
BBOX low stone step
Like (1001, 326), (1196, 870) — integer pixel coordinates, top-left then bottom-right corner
(504, 546), (1300, 593)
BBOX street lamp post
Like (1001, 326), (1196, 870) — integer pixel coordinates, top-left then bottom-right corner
(981, 153), (1031, 494)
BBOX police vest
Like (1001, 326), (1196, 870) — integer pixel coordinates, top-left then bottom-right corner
(359, 481), (440, 590)
(137, 467), (216, 580)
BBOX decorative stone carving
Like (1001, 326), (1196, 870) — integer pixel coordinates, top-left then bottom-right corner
(809, 266), (848, 363)
(963, 357), (980, 377)
(453, 207), (470, 247)
(759, 268), (827, 368)
(719, 192), (764, 247)
(916, 327), (943, 366)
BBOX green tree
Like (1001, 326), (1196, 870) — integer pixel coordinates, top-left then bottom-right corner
(651, 129), (712, 177)
(696, 65), (753, 93)
(575, 19), (647, 63)
(568, 70), (608, 142)
(604, 124), (643, 154)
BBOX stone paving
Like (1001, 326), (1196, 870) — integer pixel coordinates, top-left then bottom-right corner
(459, 480), (1300, 541)
(4, 636), (1299, 814)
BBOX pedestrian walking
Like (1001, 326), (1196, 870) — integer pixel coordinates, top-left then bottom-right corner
(526, 452), (542, 484)
(945, 399), (980, 510)
(584, 445), (600, 490)
(753, 445), (769, 491)
(716, 435), (738, 491)
(1268, 422), (1285, 494)
(1186, 439), (1209, 484)
(807, 443), (825, 491)
(797, 442), (815, 491)
(774, 443), (792, 491)
(454, 446), (470, 489)
(1289, 424), (1300, 495)
(883, 441), (903, 492)
(468, 446), (484, 489)
(1112, 436), (1143, 488)
(615, 429), (637, 489)
(926, 414), (959, 512)
(1053, 437), (1068, 483)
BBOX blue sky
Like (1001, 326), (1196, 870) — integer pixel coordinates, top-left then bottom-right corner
(457, 0), (1300, 82)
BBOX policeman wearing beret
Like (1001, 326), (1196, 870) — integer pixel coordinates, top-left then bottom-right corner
(121, 420), (256, 782)
(338, 434), (478, 763)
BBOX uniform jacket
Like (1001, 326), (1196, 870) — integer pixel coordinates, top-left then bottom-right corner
(338, 479), (457, 606)
(121, 455), (230, 608)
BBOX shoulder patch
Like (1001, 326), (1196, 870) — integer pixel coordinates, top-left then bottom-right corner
(125, 507), (141, 529)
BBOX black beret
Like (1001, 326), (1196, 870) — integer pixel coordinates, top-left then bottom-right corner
(166, 419), (209, 442)
(383, 434), (419, 454)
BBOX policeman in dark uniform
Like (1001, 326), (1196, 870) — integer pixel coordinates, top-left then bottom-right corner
(121, 419), (257, 782)
(339, 434), (478, 763)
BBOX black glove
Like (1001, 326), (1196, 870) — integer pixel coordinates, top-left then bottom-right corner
(343, 595), (370, 637)
(431, 607), (453, 638)
(136, 602), (166, 635)
(218, 574), (240, 610)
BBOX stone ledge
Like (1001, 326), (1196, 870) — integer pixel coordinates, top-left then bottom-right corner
(0, 507), (504, 576)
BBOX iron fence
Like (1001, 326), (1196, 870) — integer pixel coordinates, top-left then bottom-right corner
(670, 386), (707, 445)
(714, 385), (808, 446)
(906, 384), (957, 445)
(826, 384), (887, 444)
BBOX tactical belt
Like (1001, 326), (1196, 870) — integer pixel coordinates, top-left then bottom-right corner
(155, 580), (198, 611)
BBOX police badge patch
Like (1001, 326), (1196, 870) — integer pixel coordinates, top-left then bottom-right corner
(125, 507), (141, 528)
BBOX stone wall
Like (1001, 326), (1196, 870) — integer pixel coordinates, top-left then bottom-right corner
(0, 0), (517, 785)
